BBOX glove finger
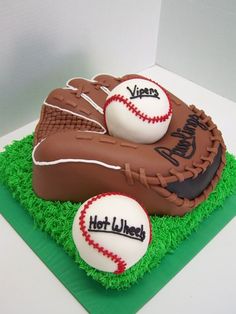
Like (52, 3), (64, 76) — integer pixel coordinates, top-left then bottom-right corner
(66, 77), (110, 112)
(35, 82), (108, 144)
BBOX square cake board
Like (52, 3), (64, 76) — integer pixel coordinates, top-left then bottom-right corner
(1, 183), (236, 314)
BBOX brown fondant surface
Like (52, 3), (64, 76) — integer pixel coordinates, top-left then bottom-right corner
(33, 74), (226, 216)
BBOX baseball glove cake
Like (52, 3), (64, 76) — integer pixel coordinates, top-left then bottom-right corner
(32, 74), (226, 216)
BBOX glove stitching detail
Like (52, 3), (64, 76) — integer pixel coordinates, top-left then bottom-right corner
(156, 173), (167, 187)
(139, 168), (149, 188)
(124, 163), (134, 185)
(121, 104), (226, 212)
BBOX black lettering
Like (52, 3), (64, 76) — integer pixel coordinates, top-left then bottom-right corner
(112, 217), (123, 232)
(126, 85), (136, 98)
(153, 89), (160, 99)
(154, 113), (207, 165)
(97, 220), (103, 229)
(88, 216), (146, 242)
(103, 216), (110, 230)
(135, 227), (141, 238)
(140, 225), (146, 241)
(144, 88), (149, 95)
(154, 147), (180, 166)
(182, 125), (195, 136)
(129, 226), (136, 236)
(89, 215), (98, 230)
(126, 84), (161, 100)
(123, 220), (130, 234)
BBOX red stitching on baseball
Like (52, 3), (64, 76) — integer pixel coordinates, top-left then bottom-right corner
(104, 78), (172, 124)
(78, 192), (152, 274)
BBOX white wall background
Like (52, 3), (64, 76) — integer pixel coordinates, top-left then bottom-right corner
(0, 0), (161, 136)
(156, 0), (236, 102)
(1, 0), (235, 137)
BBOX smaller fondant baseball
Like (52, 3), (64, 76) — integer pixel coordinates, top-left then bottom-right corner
(72, 192), (151, 274)
(104, 77), (172, 144)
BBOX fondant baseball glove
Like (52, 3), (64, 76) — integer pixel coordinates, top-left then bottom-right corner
(33, 74), (226, 216)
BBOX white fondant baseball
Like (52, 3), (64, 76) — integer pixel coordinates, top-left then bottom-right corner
(104, 77), (172, 144)
(72, 192), (151, 274)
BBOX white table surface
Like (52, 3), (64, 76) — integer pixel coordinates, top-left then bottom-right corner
(0, 65), (236, 314)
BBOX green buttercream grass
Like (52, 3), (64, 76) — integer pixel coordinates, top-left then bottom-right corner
(0, 134), (236, 290)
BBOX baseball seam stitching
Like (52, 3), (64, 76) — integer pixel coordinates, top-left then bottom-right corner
(104, 93), (172, 124)
(79, 193), (127, 274)
(107, 75), (172, 123)
(78, 192), (152, 274)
